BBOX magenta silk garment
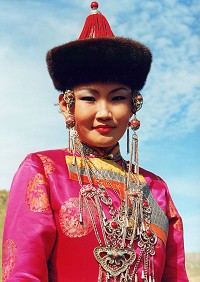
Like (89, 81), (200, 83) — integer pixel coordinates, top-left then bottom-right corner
(2, 145), (188, 281)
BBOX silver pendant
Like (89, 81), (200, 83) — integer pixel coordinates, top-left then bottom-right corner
(94, 246), (136, 277)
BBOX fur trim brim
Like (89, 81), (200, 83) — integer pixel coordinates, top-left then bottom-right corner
(46, 37), (152, 92)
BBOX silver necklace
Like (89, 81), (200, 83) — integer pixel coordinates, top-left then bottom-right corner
(72, 139), (157, 281)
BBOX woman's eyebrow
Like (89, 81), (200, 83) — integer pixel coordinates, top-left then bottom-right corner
(75, 87), (98, 94)
(110, 87), (131, 94)
(75, 87), (131, 95)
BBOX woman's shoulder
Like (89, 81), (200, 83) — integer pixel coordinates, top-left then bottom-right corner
(139, 166), (162, 180)
(20, 147), (71, 167)
(29, 147), (69, 158)
(139, 166), (168, 191)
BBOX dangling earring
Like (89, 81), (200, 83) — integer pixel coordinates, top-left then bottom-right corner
(128, 92), (143, 178)
(63, 89), (75, 151)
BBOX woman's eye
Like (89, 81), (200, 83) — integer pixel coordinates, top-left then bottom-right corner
(112, 96), (126, 101)
(80, 96), (95, 102)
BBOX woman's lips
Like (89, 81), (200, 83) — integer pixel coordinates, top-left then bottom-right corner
(94, 125), (114, 133)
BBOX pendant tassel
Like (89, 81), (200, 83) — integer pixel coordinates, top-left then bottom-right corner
(152, 256), (155, 282)
(127, 126), (130, 154)
(79, 212), (83, 224)
(79, 194), (83, 224)
(141, 269), (145, 280)
(71, 131), (77, 166)
(68, 129), (71, 152)
(132, 133), (139, 176)
(97, 265), (103, 282)
(72, 145), (76, 166)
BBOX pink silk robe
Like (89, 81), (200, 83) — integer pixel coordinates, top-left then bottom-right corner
(2, 146), (188, 281)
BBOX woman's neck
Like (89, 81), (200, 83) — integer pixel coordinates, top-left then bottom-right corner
(74, 138), (122, 162)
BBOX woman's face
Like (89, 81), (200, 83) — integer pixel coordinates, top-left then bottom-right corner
(60, 82), (133, 152)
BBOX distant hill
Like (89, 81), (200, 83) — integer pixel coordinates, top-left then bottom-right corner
(186, 252), (200, 281)
(0, 190), (199, 281)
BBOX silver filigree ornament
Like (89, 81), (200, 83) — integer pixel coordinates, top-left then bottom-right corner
(94, 247), (136, 277)
(80, 184), (97, 198)
(138, 228), (157, 256)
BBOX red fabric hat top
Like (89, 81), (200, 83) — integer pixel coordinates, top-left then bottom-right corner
(79, 2), (114, 39)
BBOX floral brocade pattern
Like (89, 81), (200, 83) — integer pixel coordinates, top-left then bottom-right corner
(2, 240), (17, 282)
(37, 154), (55, 177)
(25, 173), (50, 212)
(167, 198), (183, 231)
(59, 197), (99, 238)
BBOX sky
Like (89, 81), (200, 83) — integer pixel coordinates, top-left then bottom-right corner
(0, 0), (199, 253)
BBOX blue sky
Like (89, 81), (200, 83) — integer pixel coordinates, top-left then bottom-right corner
(0, 0), (199, 253)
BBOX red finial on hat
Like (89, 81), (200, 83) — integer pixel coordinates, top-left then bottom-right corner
(79, 2), (114, 39)
(91, 2), (98, 9)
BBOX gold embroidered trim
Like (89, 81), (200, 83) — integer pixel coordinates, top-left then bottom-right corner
(2, 239), (17, 282)
(25, 173), (50, 212)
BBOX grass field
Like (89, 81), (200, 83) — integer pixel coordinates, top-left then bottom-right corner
(0, 190), (199, 281)
(0, 190), (9, 281)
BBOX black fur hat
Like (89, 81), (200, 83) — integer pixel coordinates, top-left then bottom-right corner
(46, 3), (152, 92)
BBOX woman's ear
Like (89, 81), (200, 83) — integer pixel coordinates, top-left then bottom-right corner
(58, 94), (68, 118)
(58, 93), (75, 118)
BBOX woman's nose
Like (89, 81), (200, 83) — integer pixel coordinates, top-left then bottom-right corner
(96, 101), (112, 120)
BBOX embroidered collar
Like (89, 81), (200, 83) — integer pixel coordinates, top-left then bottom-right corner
(74, 138), (122, 162)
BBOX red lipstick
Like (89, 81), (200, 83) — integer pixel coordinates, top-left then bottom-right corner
(94, 125), (114, 133)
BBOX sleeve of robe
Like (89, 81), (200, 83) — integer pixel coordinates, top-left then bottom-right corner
(2, 153), (56, 282)
(161, 179), (189, 282)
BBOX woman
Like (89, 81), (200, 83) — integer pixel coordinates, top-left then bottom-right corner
(2, 2), (188, 281)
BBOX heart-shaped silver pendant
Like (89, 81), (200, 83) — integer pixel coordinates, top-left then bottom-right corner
(94, 246), (136, 277)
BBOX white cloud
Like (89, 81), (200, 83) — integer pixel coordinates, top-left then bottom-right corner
(127, 0), (198, 140)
